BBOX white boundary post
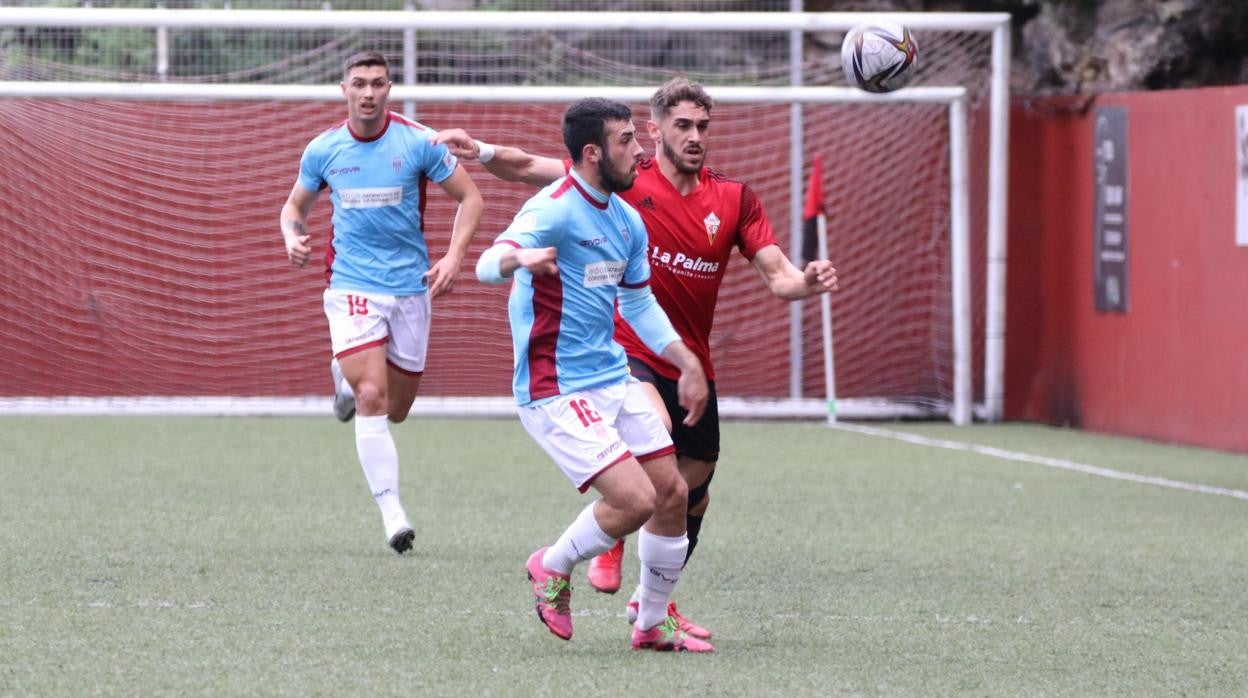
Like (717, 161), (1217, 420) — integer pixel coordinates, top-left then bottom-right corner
(788, 0), (806, 400)
(949, 95), (972, 426)
(155, 1), (168, 81)
(402, 0), (417, 121)
(983, 22), (1012, 422)
(816, 213), (837, 424)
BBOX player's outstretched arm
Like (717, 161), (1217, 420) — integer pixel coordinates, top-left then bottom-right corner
(426, 166), (485, 298)
(475, 244), (558, 283)
(750, 244), (839, 300)
(430, 128), (564, 188)
(280, 183), (320, 268)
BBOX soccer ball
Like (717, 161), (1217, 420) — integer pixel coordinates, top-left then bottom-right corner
(841, 21), (919, 93)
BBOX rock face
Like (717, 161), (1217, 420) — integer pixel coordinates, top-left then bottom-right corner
(809, 0), (1248, 94)
(1016, 0), (1248, 94)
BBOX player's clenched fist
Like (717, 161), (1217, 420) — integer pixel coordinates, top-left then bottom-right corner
(516, 247), (558, 276)
(803, 260), (838, 293)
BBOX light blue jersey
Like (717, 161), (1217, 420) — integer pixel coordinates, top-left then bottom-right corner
(497, 169), (654, 405)
(298, 112), (458, 294)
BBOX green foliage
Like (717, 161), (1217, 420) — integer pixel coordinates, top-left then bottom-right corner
(79, 27), (157, 72)
(0, 0), (796, 83)
(1, 1), (395, 80)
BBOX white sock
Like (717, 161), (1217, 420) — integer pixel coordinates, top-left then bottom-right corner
(354, 415), (406, 527)
(542, 501), (616, 575)
(635, 529), (688, 630)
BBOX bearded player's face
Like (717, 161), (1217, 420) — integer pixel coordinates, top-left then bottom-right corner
(654, 100), (710, 175)
(597, 119), (644, 193)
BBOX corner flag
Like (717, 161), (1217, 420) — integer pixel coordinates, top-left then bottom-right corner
(801, 154), (825, 265)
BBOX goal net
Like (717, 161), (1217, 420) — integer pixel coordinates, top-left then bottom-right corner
(0, 4), (1008, 422)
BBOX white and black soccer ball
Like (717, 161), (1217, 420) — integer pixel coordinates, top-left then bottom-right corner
(841, 21), (919, 94)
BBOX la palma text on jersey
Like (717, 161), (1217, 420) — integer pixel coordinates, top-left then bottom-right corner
(649, 244), (721, 277)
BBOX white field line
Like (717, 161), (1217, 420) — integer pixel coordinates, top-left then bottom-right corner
(834, 423), (1248, 502)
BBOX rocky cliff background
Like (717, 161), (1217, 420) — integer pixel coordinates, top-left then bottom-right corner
(811, 0), (1248, 94)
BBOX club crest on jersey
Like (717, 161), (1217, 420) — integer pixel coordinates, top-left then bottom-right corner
(510, 211), (538, 233)
(703, 212), (721, 244)
(392, 156), (402, 173)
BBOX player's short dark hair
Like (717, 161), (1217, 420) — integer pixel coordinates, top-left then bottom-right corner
(343, 51), (390, 80)
(650, 77), (714, 121)
(562, 98), (634, 163)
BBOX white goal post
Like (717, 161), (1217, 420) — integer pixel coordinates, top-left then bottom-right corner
(0, 7), (1009, 424)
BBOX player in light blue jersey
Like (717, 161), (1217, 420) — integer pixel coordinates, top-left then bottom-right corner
(475, 98), (713, 652)
(279, 51), (483, 554)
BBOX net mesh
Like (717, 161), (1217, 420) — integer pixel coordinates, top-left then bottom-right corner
(0, 5), (993, 412)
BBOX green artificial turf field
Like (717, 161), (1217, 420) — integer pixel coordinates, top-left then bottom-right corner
(2, 417), (1245, 696)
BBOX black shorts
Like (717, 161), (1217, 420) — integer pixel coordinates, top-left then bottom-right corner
(628, 356), (720, 463)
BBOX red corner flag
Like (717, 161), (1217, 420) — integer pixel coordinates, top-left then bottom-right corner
(801, 154), (825, 264)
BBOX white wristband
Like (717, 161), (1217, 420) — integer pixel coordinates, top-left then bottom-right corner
(475, 140), (496, 163)
(475, 244), (509, 284)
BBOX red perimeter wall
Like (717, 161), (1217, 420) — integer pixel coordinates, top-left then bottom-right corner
(1006, 86), (1248, 453)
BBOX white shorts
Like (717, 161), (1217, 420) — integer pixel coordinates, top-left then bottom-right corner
(518, 380), (675, 493)
(323, 288), (431, 373)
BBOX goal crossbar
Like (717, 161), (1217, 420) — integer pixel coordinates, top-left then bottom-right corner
(0, 82), (967, 104)
(0, 8), (1009, 33)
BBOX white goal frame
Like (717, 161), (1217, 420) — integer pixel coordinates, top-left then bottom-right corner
(0, 7), (1010, 424)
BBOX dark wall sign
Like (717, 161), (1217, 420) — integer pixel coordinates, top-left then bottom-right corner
(1094, 106), (1129, 313)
